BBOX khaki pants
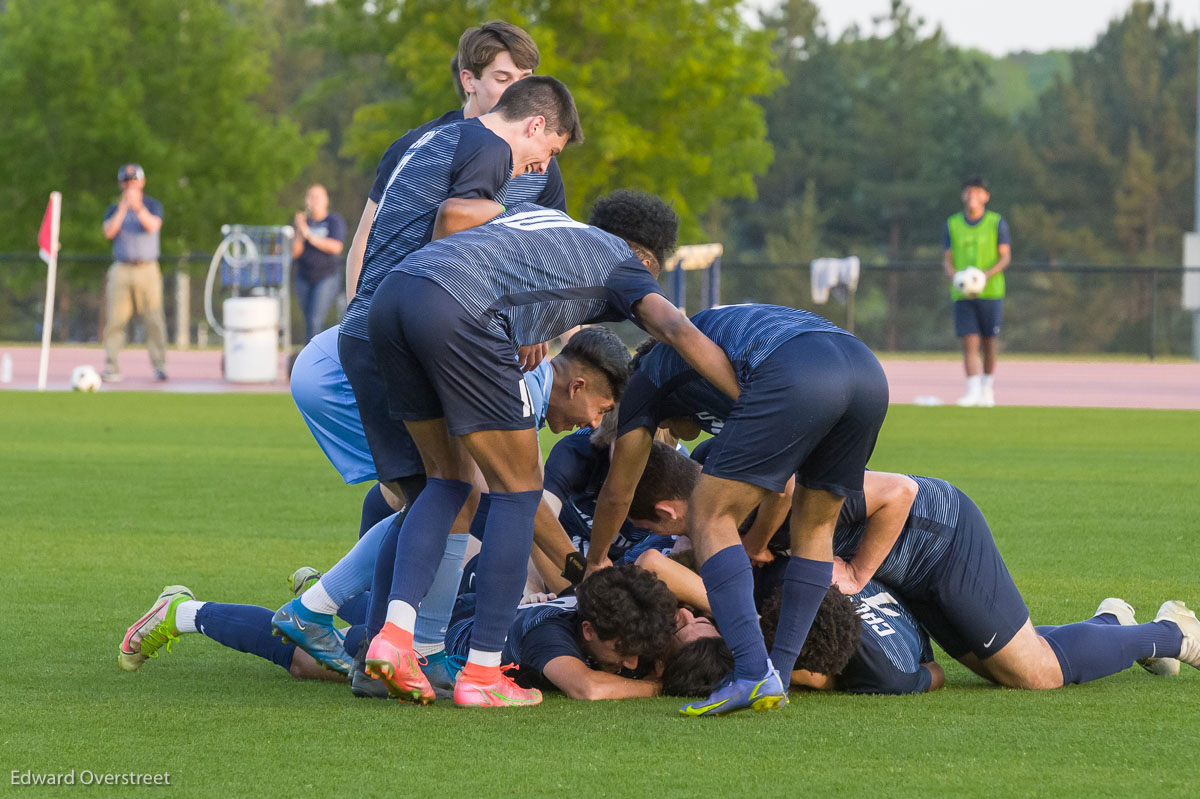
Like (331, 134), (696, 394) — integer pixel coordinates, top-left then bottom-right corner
(104, 260), (167, 373)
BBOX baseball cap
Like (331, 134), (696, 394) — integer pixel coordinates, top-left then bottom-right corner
(118, 163), (145, 182)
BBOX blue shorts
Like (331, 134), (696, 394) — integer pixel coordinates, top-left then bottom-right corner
(337, 332), (424, 483)
(289, 327), (376, 484)
(368, 273), (534, 437)
(899, 489), (1029, 659)
(953, 299), (1002, 338)
(701, 333), (889, 494)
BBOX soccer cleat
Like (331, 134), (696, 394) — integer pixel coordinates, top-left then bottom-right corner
(452, 670), (542, 708)
(351, 634), (390, 699)
(1094, 598), (1177, 675)
(271, 598), (352, 675)
(1154, 601), (1200, 671)
(287, 566), (322, 598)
(420, 650), (461, 701)
(979, 386), (996, 407)
(956, 391), (982, 407)
(101, 369), (122, 383)
(153, 369), (168, 382)
(118, 585), (194, 671)
(680, 662), (789, 717)
(365, 628), (435, 704)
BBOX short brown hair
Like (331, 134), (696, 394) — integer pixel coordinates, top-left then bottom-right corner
(492, 75), (584, 145)
(628, 441), (700, 520)
(451, 21), (540, 103)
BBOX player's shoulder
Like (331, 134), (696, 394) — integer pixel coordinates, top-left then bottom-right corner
(143, 196), (163, 214)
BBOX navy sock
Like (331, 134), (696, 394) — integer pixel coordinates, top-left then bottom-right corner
(701, 545), (769, 681)
(1042, 620), (1183, 685)
(358, 483), (393, 539)
(341, 624), (367, 659)
(468, 489), (541, 653)
(1036, 612), (1122, 637)
(337, 592), (370, 627)
(196, 603), (295, 672)
(768, 556), (834, 677)
(366, 517), (400, 638)
(389, 478), (473, 608)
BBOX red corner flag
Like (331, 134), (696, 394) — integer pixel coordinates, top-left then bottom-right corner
(38, 195), (57, 264)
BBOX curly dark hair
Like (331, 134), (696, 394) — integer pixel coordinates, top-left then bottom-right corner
(628, 441), (700, 520)
(629, 336), (661, 373)
(559, 326), (631, 400)
(661, 636), (733, 697)
(575, 564), (678, 661)
(588, 190), (679, 271)
(759, 587), (862, 678)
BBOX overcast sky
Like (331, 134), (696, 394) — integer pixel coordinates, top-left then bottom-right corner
(750, 1), (1200, 56)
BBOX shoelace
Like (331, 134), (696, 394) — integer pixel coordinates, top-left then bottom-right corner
(140, 625), (179, 658)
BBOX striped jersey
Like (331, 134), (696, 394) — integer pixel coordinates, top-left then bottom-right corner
(617, 303), (850, 436)
(834, 475), (959, 593)
(392, 203), (665, 345)
(446, 595), (583, 690)
(838, 580), (934, 695)
(342, 119), (513, 340)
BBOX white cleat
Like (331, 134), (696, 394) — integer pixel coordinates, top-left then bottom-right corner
(1154, 601), (1200, 672)
(979, 386), (996, 407)
(1094, 598), (1178, 675)
(956, 391), (982, 407)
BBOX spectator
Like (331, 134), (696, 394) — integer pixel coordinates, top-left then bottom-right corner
(292, 184), (345, 342)
(101, 163), (167, 382)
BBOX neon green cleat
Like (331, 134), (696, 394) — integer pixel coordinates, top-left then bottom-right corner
(288, 566), (323, 598)
(118, 585), (193, 672)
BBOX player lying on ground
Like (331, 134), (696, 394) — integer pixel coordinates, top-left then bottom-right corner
(628, 446), (1200, 689)
(116, 566), (681, 702)
(588, 303), (890, 716)
(362, 190), (740, 708)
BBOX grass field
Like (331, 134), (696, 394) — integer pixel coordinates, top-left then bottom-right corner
(2, 393), (1198, 797)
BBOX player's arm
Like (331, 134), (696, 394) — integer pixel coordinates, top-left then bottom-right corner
(344, 199), (376, 302)
(743, 477), (794, 566)
(541, 655), (659, 700)
(987, 243), (1011, 278)
(634, 549), (711, 614)
(633, 293), (740, 402)
(922, 661), (945, 692)
(586, 428), (653, 575)
(301, 226), (345, 256)
(432, 198), (505, 240)
(103, 204), (128, 240)
(833, 472), (918, 594)
(942, 248), (956, 278)
(533, 492), (583, 586)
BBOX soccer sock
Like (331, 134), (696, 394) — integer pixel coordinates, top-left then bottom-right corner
(461, 651), (503, 684)
(700, 545), (770, 681)
(309, 511), (399, 614)
(465, 489), (541, 669)
(366, 515), (402, 639)
(336, 592), (369, 627)
(174, 600), (203, 634)
(195, 603), (296, 672)
(966, 375), (982, 395)
(1041, 620), (1183, 685)
(359, 483), (394, 539)
(982, 374), (995, 392)
(388, 477), (473, 617)
(769, 556), (834, 678)
(414, 532), (470, 651)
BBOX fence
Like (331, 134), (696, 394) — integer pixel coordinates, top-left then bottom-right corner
(0, 254), (1196, 359)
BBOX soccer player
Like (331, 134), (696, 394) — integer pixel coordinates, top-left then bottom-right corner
(362, 190), (740, 707)
(587, 304), (889, 716)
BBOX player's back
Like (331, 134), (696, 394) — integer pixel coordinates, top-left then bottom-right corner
(838, 580), (935, 695)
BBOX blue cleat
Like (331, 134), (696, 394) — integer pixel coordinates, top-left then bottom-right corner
(271, 598), (353, 675)
(421, 650), (463, 700)
(680, 662), (789, 717)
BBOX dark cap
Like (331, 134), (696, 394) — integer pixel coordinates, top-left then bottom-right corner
(118, 163), (145, 182)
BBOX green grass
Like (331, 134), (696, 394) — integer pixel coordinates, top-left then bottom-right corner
(1, 394), (1197, 797)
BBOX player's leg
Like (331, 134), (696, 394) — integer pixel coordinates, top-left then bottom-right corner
(135, 262), (169, 374)
(978, 299), (1002, 406)
(102, 263), (134, 378)
(954, 299), (984, 405)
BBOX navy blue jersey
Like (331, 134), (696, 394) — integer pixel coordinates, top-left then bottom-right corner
(544, 429), (655, 561)
(342, 119), (513, 340)
(837, 580), (934, 695)
(446, 595), (583, 691)
(834, 475), (958, 594)
(368, 109), (567, 211)
(617, 303), (851, 437)
(393, 204), (665, 346)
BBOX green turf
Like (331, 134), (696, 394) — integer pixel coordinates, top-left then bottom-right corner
(1, 394), (1196, 797)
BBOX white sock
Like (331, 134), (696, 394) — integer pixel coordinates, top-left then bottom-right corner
(174, 601), (205, 635)
(466, 648), (502, 668)
(966, 375), (982, 395)
(299, 581), (339, 616)
(385, 600), (418, 632)
(982, 374), (995, 391)
(415, 641), (445, 657)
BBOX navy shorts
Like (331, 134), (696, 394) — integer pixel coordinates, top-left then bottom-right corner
(336, 332), (424, 483)
(701, 333), (889, 494)
(368, 273), (535, 438)
(900, 489), (1029, 660)
(953, 299), (1002, 338)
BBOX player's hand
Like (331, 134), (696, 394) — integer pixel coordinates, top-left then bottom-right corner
(517, 342), (548, 372)
(832, 556), (864, 594)
(293, 212), (309, 235)
(125, 188), (144, 211)
(519, 591), (557, 606)
(744, 545), (773, 568)
(584, 555), (613, 580)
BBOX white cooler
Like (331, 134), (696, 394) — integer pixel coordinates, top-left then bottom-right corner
(222, 296), (278, 383)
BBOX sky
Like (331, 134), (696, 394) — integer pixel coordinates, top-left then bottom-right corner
(750, 1), (1200, 56)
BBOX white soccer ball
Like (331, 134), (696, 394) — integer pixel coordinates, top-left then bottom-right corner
(71, 365), (102, 392)
(953, 266), (987, 298)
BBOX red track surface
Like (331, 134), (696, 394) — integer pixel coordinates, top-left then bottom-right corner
(1, 344), (1198, 409)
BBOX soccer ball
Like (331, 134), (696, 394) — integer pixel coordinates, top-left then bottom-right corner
(953, 266), (987, 298)
(71, 365), (102, 392)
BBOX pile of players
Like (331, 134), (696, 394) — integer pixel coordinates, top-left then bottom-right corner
(117, 21), (1200, 714)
